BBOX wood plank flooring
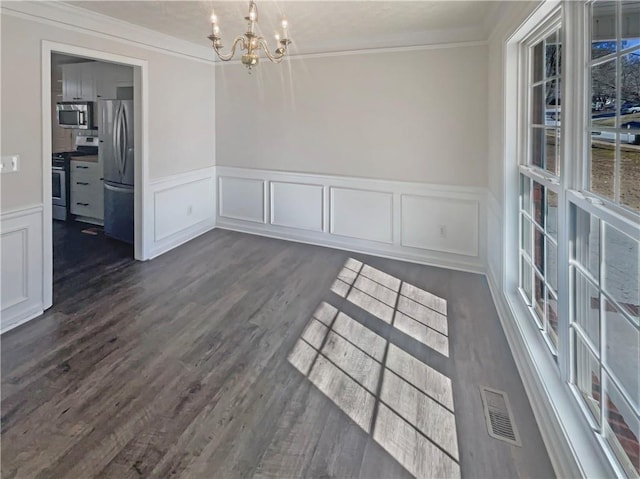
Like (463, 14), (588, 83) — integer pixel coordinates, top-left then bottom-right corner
(1, 228), (555, 478)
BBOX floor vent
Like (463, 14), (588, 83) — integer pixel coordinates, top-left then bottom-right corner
(480, 386), (521, 447)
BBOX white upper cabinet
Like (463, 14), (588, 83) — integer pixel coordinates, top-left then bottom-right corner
(62, 62), (133, 102)
(61, 62), (96, 101)
(95, 64), (133, 100)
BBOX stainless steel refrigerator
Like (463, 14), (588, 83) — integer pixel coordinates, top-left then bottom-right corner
(99, 100), (134, 244)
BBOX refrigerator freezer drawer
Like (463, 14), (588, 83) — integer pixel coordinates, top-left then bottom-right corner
(104, 182), (134, 244)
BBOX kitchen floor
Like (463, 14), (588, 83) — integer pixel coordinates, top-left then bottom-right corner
(53, 219), (134, 304)
(2, 229), (555, 478)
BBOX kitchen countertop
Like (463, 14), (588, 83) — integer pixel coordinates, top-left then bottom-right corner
(70, 155), (98, 163)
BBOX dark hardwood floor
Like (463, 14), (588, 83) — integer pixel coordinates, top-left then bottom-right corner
(1, 228), (555, 479)
(52, 219), (134, 303)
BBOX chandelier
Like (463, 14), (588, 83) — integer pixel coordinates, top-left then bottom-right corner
(208, 1), (291, 72)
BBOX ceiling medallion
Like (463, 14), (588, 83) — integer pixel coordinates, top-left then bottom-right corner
(208, 1), (291, 73)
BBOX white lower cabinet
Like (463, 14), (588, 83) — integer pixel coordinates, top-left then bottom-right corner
(70, 159), (103, 222)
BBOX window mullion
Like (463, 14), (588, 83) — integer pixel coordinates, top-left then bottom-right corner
(598, 216), (606, 434)
(558, 1), (586, 381)
(614, 2), (622, 205)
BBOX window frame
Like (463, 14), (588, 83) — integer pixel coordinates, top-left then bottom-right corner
(568, 192), (640, 479)
(512, 2), (640, 477)
(518, 12), (565, 359)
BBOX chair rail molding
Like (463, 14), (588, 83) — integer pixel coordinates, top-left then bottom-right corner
(215, 166), (487, 274)
(0, 205), (44, 334)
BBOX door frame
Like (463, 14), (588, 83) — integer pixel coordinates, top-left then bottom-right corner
(42, 41), (150, 309)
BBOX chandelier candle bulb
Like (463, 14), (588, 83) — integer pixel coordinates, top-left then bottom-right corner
(210, 12), (217, 35)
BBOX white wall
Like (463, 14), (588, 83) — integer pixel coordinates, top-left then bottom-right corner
(213, 44), (489, 272)
(216, 46), (488, 187)
(0, 11), (215, 212)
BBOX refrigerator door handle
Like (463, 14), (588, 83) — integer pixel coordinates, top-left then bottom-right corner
(120, 106), (128, 178)
(105, 182), (134, 193)
(113, 104), (122, 178)
(117, 104), (125, 178)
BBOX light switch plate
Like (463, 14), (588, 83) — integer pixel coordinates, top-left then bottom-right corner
(0, 155), (20, 174)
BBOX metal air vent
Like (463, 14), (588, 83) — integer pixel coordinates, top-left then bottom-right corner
(480, 386), (521, 447)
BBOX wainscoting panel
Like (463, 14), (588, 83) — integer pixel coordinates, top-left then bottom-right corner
(219, 176), (266, 224)
(330, 188), (393, 244)
(0, 205), (44, 333)
(271, 182), (324, 232)
(215, 167), (487, 273)
(401, 195), (479, 256)
(1, 229), (27, 309)
(149, 167), (215, 259)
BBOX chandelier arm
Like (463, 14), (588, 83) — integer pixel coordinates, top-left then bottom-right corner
(257, 38), (286, 64)
(213, 35), (247, 61)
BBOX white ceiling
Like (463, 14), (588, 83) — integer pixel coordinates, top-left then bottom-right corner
(65, 1), (500, 55)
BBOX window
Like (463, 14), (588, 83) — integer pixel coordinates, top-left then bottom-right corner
(515, 2), (640, 477)
(519, 20), (563, 355)
(570, 3), (640, 477)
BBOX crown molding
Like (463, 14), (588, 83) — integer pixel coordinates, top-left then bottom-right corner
(285, 23), (487, 57)
(214, 39), (488, 66)
(211, 23), (488, 63)
(0, 1), (215, 63)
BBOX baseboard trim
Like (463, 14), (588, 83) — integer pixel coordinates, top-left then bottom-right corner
(0, 305), (44, 335)
(216, 220), (484, 275)
(149, 219), (215, 260)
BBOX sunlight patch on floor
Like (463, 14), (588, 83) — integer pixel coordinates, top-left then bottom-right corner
(288, 291), (460, 479)
(331, 258), (450, 357)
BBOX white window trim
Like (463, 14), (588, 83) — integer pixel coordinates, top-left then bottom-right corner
(501, 1), (618, 477)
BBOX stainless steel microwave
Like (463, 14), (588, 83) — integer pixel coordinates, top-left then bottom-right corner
(56, 101), (94, 129)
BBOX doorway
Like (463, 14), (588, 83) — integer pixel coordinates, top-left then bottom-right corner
(42, 42), (149, 310)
